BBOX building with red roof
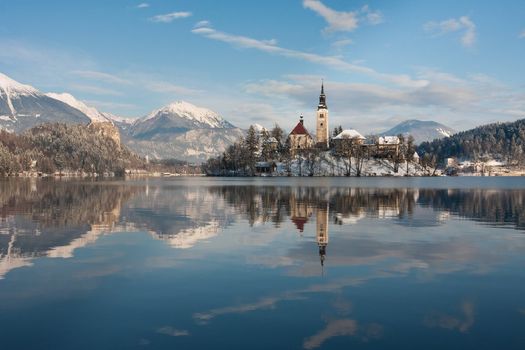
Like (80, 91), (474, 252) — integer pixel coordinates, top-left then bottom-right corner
(288, 115), (313, 156)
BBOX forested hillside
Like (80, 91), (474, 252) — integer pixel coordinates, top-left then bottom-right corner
(418, 119), (525, 164)
(0, 123), (144, 175)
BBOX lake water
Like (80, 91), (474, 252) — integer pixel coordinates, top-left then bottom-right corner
(1, 177), (525, 349)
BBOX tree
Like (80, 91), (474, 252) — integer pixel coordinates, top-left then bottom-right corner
(404, 135), (415, 175)
(244, 125), (259, 175)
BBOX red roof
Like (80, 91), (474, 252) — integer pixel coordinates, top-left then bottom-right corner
(290, 121), (310, 135)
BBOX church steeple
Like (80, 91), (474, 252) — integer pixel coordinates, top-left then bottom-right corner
(318, 80), (327, 110)
(316, 80), (329, 148)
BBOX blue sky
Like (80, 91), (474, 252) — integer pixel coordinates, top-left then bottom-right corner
(0, 0), (524, 132)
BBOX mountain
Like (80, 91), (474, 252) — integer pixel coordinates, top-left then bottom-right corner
(418, 118), (525, 164)
(381, 119), (456, 144)
(1, 73), (243, 163)
(0, 73), (90, 132)
(130, 101), (235, 140)
(45, 92), (113, 123)
(124, 101), (244, 163)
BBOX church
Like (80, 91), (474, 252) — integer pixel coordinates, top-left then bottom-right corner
(288, 82), (329, 155)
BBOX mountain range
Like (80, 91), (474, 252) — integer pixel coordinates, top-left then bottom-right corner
(0, 73), (243, 163)
(1, 72), (455, 162)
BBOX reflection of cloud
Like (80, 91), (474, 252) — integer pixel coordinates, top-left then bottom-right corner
(424, 301), (475, 333)
(157, 326), (190, 337)
(153, 221), (221, 249)
(193, 274), (392, 324)
(304, 319), (358, 349)
(303, 319), (383, 349)
(520, 308), (525, 315)
(193, 294), (305, 324)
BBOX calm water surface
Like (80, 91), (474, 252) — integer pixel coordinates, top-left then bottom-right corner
(1, 177), (525, 349)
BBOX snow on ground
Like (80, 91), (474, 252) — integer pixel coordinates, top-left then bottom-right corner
(274, 152), (435, 176)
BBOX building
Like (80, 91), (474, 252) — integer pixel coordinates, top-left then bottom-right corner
(288, 115), (314, 156)
(333, 129), (366, 145)
(377, 136), (400, 158)
(316, 82), (329, 149)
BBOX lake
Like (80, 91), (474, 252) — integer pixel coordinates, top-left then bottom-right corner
(1, 177), (525, 349)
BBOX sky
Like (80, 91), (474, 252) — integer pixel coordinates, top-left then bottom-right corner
(0, 0), (524, 133)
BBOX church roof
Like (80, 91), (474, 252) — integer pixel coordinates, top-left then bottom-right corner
(290, 121), (310, 136)
(334, 129), (365, 140)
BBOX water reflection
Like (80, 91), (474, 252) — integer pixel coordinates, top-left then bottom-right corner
(2, 180), (525, 279)
(0, 179), (524, 349)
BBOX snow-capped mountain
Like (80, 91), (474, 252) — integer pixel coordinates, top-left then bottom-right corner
(46, 92), (112, 123)
(130, 101), (235, 140)
(380, 119), (456, 144)
(123, 101), (244, 162)
(0, 73), (90, 132)
(0, 73), (243, 162)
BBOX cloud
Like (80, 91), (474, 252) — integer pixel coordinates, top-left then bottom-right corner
(520, 30), (525, 39)
(150, 11), (192, 23)
(136, 3), (149, 9)
(156, 326), (189, 337)
(302, 1), (383, 33)
(303, 0), (358, 32)
(360, 5), (384, 25)
(71, 70), (131, 85)
(194, 20), (211, 28)
(144, 80), (202, 95)
(70, 84), (123, 96)
(243, 70), (525, 133)
(192, 24), (427, 88)
(424, 16), (477, 47)
(331, 39), (353, 49)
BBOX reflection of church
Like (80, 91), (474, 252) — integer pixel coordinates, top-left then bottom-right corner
(289, 194), (330, 271)
(316, 203), (329, 268)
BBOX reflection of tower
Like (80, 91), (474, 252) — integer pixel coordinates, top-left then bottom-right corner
(316, 203), (329, 269)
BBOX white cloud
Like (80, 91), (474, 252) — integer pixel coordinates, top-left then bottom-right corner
(144, 80), (202, 95)
(303, 0), (358, 32)
(191, 24), (427, 88)
(360, 5), (384, 25)
(242, 70), (525, 133)
(70, 84), (123, 96)
(194, 20), (211, 28)
(71, 70), (131, 85)
(424, 16), (477, 47)
(302, 1), (383, 33)
(150, 11), (192, 23)
(520, 30), (525, 38)
(331, 38), (353, 49)
(136, 3), (149, 9)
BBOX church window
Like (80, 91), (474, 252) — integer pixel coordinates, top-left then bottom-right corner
(320, 114), (324, 119)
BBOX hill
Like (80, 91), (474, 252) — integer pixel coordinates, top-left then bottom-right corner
(0, 123), (144, 175)
(381, 119), (455, 144)
(417, 118), (525, 165)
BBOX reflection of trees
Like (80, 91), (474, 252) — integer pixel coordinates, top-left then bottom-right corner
(208, 186), (418, 229)
(0, 179), (138, 262)
(418, 189), (525, 229)
(209, 186), (525, 231)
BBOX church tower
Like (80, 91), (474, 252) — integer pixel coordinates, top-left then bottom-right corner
(316, 81), (329, 148)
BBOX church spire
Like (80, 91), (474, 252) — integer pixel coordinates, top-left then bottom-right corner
(318, 80), (327, 110)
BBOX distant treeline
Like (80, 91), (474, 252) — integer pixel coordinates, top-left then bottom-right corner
(418, 118), (525, 165)
(0, 123), (144, 176)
